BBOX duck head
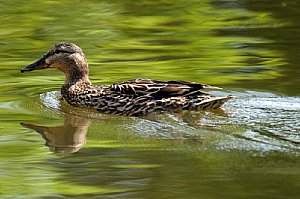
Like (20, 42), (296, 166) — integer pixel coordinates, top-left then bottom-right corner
(21, 42), (90, 83)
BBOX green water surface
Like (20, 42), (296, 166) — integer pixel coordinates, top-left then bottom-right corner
(0, 0), (299, 198)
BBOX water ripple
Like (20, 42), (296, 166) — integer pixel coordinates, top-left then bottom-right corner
(130, 90), (300, 154)
(219, 91), (300, 153)
(37, 90), (300, 154)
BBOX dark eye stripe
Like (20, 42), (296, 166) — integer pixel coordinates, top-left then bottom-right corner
(44, 49), (71, 58)
(54, 50), (70, 54)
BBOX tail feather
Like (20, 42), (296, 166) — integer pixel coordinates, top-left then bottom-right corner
(202, 85), (223, 90)
(197, 95), (235, 109)
(185, 95), (234, 110)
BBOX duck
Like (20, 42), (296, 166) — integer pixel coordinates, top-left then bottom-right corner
(20, 42), (234, 116)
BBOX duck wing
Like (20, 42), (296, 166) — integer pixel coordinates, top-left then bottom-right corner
(110, 78), (221, 99)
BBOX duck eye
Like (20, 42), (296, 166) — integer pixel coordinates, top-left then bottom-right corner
(44, 50), (71, 58)
(54, 50), (70, 54)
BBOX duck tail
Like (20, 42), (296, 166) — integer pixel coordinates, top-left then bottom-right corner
(201, 84), (223, 90)
(194, 95), (235, 109)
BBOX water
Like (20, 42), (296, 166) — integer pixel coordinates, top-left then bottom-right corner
(0, 0), (300, 198)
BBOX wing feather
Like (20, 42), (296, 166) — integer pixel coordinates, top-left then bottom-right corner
(110, 78), (220, 99)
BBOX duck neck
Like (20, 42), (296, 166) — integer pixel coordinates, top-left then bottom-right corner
(61, 75), (92, 102)
(63, 60), (92, 86)
(64, 73), (91, 87)
(62, 71), (92, 97)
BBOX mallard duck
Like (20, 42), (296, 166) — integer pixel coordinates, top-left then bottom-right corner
(20, 42), (234, 116)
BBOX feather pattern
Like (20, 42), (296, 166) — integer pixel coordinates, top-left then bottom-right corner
(61, 78), (234, 116)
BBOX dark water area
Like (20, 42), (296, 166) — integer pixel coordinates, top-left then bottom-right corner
(0, 0), (299, 198)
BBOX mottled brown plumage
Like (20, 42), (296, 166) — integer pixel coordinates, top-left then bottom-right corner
(21, 42), (234, 116)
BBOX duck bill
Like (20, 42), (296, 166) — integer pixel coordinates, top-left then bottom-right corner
(20, 57), (49, 73)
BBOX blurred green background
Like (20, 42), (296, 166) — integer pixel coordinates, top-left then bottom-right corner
(0, 0), (299, 198)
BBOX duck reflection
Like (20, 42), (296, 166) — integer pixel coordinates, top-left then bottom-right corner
(21, 114), (91, 154)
